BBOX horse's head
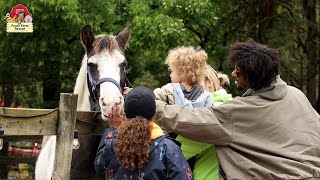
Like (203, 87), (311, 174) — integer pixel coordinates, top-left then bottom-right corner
(80, 25), (131, 121)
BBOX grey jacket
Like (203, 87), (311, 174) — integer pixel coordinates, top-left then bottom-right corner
(155, 76), (320, 179)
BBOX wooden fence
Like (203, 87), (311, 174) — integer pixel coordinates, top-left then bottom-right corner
(0, 93), (108, 180)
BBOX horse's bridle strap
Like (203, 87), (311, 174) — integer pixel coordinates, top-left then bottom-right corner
(95, 77), (122, 94)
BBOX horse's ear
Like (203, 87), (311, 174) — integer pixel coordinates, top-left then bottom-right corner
(116, 24), (131, 53)
(81, 25), (95, 52)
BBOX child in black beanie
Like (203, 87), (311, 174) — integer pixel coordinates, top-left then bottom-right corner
(94, 86), (192, 180)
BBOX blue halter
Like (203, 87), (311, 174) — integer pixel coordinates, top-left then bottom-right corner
(86, 65), (133, 105)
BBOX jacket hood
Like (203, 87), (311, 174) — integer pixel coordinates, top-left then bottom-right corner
(242, 75), (287, 100)
(150, 122), (164, 140)
(173, 83), (212, 108)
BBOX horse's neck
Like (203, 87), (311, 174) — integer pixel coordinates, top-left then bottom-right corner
(74, 55), (90, 111)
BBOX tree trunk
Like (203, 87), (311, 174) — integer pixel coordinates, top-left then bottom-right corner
(248, 0), (257, 40)
(303, 0), (318, 107)
(247, 0), (276, 43)
(258, 0), (276, 43)
(1, 82), (14, 107)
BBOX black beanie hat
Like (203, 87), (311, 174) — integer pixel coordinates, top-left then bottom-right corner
(124, 86), (156, 119)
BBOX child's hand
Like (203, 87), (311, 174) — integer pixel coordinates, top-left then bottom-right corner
(108, 105), (124, 128)
(123, 87), (132, 95)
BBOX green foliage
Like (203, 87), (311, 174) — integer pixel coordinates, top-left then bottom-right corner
(0, 0), (318, 109)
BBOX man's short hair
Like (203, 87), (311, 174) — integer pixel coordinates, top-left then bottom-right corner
(228, 40), (279, 90)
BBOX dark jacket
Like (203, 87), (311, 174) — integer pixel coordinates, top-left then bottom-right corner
(94, 128), (192, 180)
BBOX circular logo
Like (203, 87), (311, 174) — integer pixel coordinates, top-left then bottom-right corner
(24, 15), (32, 23)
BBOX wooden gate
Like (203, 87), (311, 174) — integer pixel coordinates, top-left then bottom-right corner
(0, 93), (108, 179)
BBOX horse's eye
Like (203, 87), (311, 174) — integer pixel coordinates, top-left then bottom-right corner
(88, 62), (94, 67)
(121, 61), (128, 68)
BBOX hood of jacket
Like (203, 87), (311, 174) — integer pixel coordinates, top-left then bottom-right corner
(242, 75), (287, 100)
(173, 83), (212, 108)
(150, 122), (164, 140)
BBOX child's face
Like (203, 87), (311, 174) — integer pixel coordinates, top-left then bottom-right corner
(169, 66), (182, 83)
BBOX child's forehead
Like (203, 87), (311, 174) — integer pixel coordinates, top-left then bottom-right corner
(168, 65), (176, 70)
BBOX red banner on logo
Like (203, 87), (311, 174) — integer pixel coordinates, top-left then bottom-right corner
(9, 4), (32, 18)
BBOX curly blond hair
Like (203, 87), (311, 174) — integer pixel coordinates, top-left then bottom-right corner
(165, 46), (207, 86)
(114, 117), (152, 171)
(203, 64), (230, 92)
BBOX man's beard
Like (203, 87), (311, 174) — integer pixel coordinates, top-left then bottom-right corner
(235, 80), (248, 91)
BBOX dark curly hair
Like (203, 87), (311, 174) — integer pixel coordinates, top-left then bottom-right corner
(228, 40), (279, 90)
(114, 117), (152, 171)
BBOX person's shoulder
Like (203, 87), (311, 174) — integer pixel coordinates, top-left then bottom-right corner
(158, 136), (181, 149)
(102, 127), (116, 133)
(287, 85), (303, 94)
(162, 83), (175, 88)
(287, 85), (306, 97)
(101, 128), (117, 139)
(154, 83), (175, 92)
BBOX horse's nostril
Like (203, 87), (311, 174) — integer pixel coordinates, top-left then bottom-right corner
(100, 98), (106, 106)
(114, 96), (123, 106)
(115, 101), (121, 106)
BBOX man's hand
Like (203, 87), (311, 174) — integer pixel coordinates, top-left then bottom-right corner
(108, 105), (124, 128)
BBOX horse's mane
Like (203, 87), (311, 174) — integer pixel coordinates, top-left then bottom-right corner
(93, 35), (119, 54)
(74, 55), (90, 111)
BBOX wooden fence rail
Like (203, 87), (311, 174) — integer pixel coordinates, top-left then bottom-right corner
(0, 93), (109, 180)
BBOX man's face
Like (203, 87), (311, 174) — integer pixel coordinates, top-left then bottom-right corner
(231, 66), (250, 91)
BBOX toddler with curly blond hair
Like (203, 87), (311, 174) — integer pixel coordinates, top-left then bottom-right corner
(154, 46), (219, 180)
(154, 46), (211, 105)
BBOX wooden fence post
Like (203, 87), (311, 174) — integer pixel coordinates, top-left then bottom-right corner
(52, 93), (78, 180)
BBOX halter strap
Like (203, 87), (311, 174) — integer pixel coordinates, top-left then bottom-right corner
(124, 70), (133, 88)
(87, 65), (134, 105)
(87, 66), (123, 102)
(95, 77), (122, 94)
(86, 48), (133, 105)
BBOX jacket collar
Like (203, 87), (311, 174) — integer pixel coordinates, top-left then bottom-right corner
(242, 75), (287, 100)
(150, 122), (164, 140)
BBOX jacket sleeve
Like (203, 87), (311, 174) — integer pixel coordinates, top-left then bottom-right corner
(155, 100), (232, 145)
(154, 83), (174, 104)
(164, 139), (193, 180)
(94, 128), (116, 176)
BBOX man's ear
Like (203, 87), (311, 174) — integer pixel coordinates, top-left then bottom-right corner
(80, 25), (95, 53)
(116, 24), (131, 53)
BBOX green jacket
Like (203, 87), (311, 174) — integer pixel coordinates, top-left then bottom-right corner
(212, 89), (232, 106)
